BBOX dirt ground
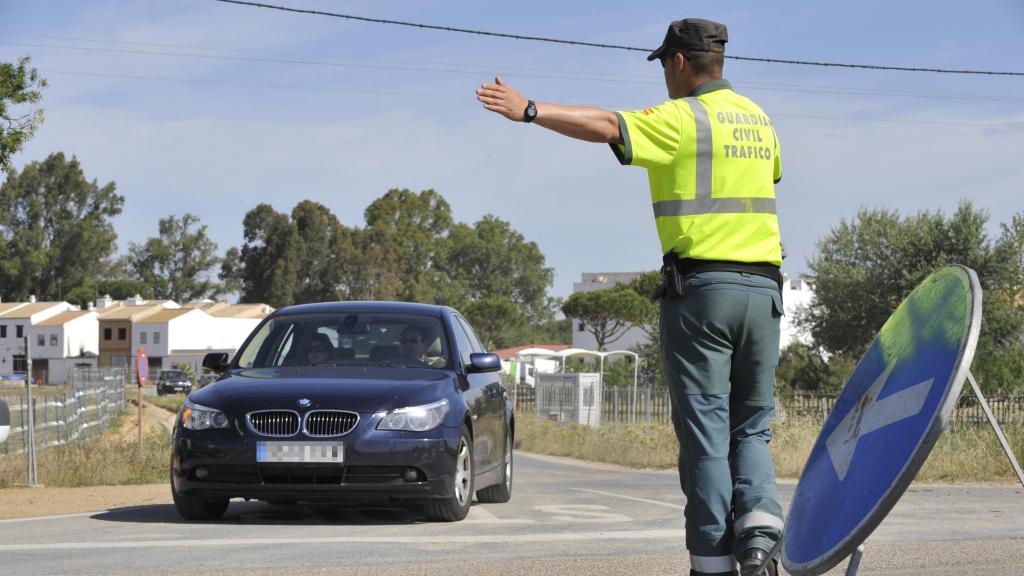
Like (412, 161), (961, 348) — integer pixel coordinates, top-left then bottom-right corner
(0, 400), (177, 520)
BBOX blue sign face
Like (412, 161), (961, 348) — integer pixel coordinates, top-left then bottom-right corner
(783, 266), (981, 576)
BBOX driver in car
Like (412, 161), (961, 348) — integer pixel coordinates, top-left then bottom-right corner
(400, 325), (445, 367)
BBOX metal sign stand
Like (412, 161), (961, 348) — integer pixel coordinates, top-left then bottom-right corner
(966, 371), (1024, 488)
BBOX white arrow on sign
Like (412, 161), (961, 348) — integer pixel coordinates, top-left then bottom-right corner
(826, 365), (934, 481)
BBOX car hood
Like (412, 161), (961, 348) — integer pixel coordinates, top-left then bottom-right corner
(188, 366), (457, 414)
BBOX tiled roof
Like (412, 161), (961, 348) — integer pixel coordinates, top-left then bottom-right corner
(208, 304), (272, 318)
(135, 308), (196, 323)
(0, 302), (66, 319)
(35, 310), (93, 326)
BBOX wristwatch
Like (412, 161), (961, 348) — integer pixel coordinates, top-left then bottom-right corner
(523, 100), (537, 123)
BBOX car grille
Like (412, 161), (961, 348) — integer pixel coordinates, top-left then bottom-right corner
(247, 411), (300, 437)
(304, 410), (359, 437)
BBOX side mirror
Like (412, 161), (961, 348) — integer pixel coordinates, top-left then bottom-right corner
(467, 353), (501, 374)
(202, 352), (230, 374)
(0, 398), (9, 444)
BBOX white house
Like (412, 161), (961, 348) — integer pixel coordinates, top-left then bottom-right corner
(133, 304), (269, 376)
(0, 300), (75, 381)
(780, 274), (815, 348)
(30, 310), (100, 385)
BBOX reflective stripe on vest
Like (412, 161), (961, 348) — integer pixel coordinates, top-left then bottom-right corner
(650, 96), (778, 217)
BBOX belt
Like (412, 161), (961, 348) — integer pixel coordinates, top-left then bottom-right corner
(675, 258), (782, 289)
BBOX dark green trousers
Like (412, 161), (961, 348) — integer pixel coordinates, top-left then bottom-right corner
(660, 271), (784, 575)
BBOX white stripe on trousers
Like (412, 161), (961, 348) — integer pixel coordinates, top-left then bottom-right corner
(690, 553), (736, 573)
(733, 511), (785, 535)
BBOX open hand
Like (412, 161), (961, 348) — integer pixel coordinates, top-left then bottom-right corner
(476, 76), (529, 122)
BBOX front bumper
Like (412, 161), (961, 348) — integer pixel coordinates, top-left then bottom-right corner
(171, 422), (461, 503)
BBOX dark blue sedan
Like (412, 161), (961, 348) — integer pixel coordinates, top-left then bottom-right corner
(170, 301), (513, 522)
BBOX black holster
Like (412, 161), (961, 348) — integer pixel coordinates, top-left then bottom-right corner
(655, 252), (685, 300)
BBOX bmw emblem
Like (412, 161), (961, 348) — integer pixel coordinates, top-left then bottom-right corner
(297, 398), (311, 408)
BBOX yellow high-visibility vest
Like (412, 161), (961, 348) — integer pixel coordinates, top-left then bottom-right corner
(612, 79), (782, 266)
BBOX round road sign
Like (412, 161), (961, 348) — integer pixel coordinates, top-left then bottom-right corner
(782, 265), (982, 576)
(136, 348), (149, 387)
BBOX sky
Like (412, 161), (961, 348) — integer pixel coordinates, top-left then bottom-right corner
(2, 0), (1024, 301)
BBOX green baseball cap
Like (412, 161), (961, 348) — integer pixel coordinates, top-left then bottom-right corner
(647, 18), (728, 61)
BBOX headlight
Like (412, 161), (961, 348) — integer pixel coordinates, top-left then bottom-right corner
(377, 398), (449, 432)
(180, 399), (230, 430)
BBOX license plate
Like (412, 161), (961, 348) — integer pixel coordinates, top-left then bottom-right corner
(257, 442), (344, 463)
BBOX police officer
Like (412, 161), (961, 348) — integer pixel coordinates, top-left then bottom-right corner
(477, 18), (783, 576)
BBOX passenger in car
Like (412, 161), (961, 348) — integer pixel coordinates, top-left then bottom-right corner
(306, 333), (335, 365)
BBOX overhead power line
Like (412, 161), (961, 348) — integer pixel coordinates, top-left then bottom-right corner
(14, 40), (1024, 105)
(213, 0), (1024, 77)
(40, 70), (1022, 130)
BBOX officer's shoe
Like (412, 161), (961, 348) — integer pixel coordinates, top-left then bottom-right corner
(738, 548), (777, 576)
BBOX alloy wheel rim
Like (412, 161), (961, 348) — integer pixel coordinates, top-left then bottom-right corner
(454, 438), (471, 505)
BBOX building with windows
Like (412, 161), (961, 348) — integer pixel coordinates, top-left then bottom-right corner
(0, 300), (76, 381)
(134, 302), (271, 375)
(96, 296), (178, 370)
(29, 310), (100, 384)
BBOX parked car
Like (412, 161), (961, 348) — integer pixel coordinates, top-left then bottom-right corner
(170, 301), (513, 522)
(156, 369), (192, 395)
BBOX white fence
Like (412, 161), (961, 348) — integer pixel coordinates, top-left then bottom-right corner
(0, 368), (126, 457)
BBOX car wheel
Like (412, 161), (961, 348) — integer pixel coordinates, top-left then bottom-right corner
(476, 428), (512, 504)
(422, 424), (473, 522)
(156, 387), (164, 396)
(171, 469), (229, 520)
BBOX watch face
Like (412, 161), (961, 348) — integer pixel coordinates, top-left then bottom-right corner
(526, 102), (537, 121)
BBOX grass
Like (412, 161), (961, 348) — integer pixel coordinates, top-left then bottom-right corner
(2, 404), (1018, 488)
(0, 427), (172, 487)
(516, 412), (1024, 484)
(146, 394), (187, 414)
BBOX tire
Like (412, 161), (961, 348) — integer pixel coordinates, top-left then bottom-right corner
(171, 469), (229, 520)
(476, 428), (512, 504)
(423, 425), (474, 522)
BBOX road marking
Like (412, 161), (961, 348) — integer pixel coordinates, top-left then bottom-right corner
(573, 488), (684, 510)
(0, 529), (682, 552)
(826, 366), (934, 481)
(534, 505), (632, 523)
(0, 511), (101, 524)
(463, 506), (535, 524)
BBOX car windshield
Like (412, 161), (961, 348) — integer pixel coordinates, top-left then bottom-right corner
(234, 311), (450, 370)
(163, 370), (186, 379)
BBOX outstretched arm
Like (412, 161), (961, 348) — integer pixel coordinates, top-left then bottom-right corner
(476, 76), (623, 144)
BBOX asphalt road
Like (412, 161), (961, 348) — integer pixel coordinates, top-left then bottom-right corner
(0, 452), (1021, 576)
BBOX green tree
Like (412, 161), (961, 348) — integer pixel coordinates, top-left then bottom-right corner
(125, 213), (222, 303)
(363, 189), (454, 303)
(775, 343), (855, 393)
(798, 201), (1024, 392)
(231, 203), (302, 307)
(0, 57), (47, 171)
(561, 285), (648, 351)
(291, 200), (348, 303)
(0, 152), (123, 300)
(446, 215), (554, 321)
(65, 279), (154, 309)
(462, 297), (528, 350)
(624, 271), (664, 388)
